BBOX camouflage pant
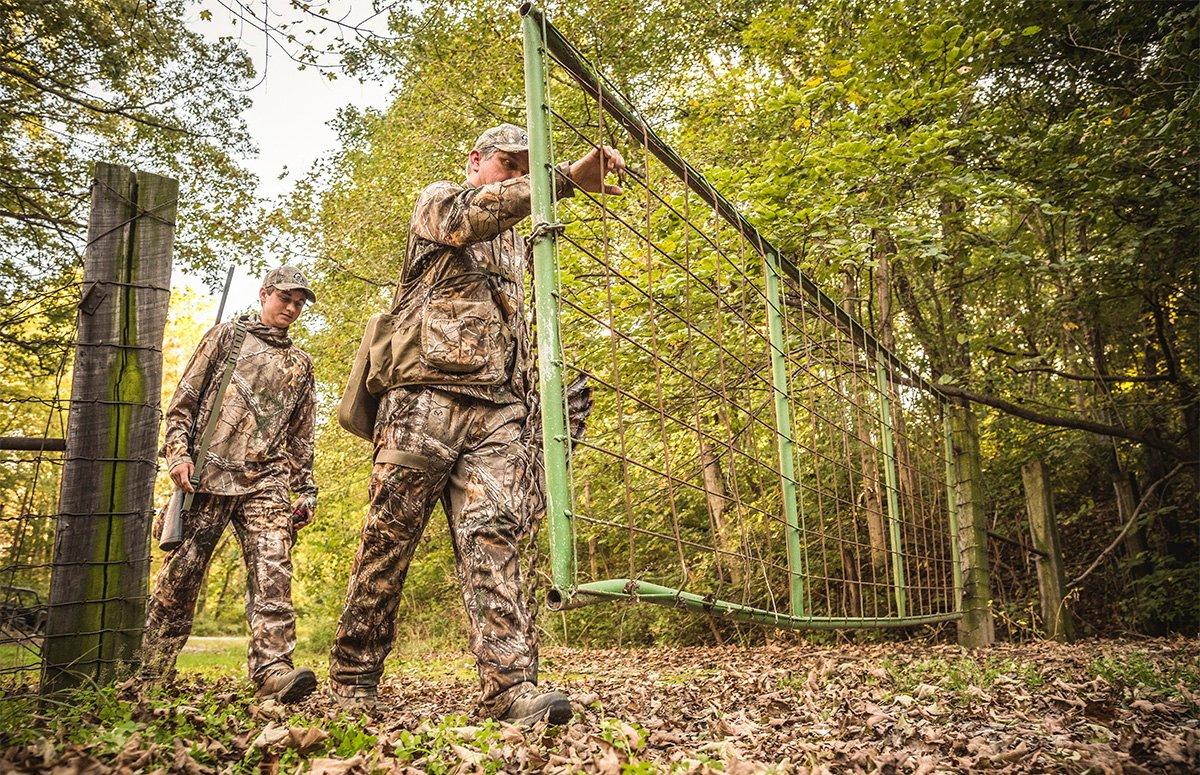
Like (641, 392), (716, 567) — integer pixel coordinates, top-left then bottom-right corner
(329, 387), (537, 717)
(141, 488), (296, 684)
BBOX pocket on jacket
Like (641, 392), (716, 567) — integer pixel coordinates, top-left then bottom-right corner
(421, 298), (505, 374)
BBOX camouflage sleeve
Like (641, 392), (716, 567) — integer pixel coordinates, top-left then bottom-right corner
(286, 360), (318, 499)
(410, 164), (575, 248)
(162, 324), (225, 471)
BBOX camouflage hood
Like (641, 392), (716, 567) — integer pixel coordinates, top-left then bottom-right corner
(244, 314), (292, 347)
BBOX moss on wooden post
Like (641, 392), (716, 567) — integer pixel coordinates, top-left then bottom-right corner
(42, 163), (176, 692)
(948, 401), (995, 648)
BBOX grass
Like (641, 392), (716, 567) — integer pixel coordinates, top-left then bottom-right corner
(773, 652), (1049, 709)
(1090, 649), (1200, 706)
(878, 654), (1045, 701)
(175, 637), (250, 675)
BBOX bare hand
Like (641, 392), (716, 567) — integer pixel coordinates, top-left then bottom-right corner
(568, 144), (626, 195)
(170, 461), (195, 492)
(291, 495), (316, 531)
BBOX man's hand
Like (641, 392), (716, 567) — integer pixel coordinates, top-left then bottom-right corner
(568, 145), (626, 195)
(291, 495), (316, 531)
(170, 461), (195, 492)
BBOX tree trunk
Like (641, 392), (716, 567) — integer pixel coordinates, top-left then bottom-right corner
(700, 439), (740, 586)
(841, 271), (887, 571)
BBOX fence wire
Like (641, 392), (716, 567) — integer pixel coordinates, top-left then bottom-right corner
(2, 166), (172, 694)
(0, 296), (74, 689)
(530, 9), (959, 627)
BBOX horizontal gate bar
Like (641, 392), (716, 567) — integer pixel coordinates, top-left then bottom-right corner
(550, 578), (961, 630)
(0, 436), (66, 452)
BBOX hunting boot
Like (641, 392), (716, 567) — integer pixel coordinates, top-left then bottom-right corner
(255, 666), (317, 704)
(327, 683), (379, 713)
(501, 689), (572, 727)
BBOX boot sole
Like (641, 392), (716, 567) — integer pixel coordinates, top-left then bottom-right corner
(508, 701), (572, 728)
(268, 669), (317, 704)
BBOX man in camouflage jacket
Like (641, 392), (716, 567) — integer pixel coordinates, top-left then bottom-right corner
(141, 266), (320, 703)
(329, 124), (624, 725)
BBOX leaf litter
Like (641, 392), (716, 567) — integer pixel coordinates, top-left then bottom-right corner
(0, 637), (1196, 772)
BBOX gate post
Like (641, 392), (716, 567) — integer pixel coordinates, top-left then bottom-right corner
(42, 163), (176, 691)
(1021, 459), (1076, 642)
(763, 251), (805, 617)
(875, 361), (908, 617)
(948, 400), (995, 648)
(523, 13), (575, 604)
(942, 412), (963, 611)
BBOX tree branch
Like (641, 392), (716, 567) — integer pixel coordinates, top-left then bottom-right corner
(935, 383), (1191, 460)
(1005, 364), (1173, 384)
(1068, 462), (1186, 589)
(0, 208), (80, 228)
(0, 62), (185, 134)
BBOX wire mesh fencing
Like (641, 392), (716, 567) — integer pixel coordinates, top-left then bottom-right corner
(0, 291), (76, 690)
(522, 5), (961, 628)
(1, 163), (176, 694)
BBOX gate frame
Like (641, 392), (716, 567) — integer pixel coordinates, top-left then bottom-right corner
(521, 2), (962, 629)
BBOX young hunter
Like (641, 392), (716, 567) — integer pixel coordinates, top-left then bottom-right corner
(329, 124), (625, 724)
(141, 267), (319, 703)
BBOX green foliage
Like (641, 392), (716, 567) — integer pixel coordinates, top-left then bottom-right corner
(1119, 561), (1200, 636)
(1091, 649), (1200, 707)
(881, 654), (1045, 701)
(0, 1), (260, 358)
(273, 0), (1196, 644)
(0, 682), (255, 764)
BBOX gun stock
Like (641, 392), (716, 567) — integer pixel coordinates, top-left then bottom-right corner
(158, 488), (186, 551)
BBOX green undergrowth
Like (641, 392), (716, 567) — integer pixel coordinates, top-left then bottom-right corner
(0, 680), (674, 774)
(879, 654), (1045, 700)
(1090, 649), (1200, 706)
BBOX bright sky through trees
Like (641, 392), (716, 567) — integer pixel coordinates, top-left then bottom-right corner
(181, 0), (392, 317)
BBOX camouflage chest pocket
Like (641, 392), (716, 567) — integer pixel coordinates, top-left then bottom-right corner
(420, 297), (510, 378)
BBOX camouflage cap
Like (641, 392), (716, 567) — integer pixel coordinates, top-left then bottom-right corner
(262, 265), (316, 304)
(471, 123), (529, 155)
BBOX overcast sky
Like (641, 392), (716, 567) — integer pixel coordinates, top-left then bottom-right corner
(181, 0), (393, 318)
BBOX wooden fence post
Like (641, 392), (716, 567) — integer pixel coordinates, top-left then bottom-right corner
(949, 401), (995, 648)
(42, 163), (176, 692)
(1021, 458), (1076, 642)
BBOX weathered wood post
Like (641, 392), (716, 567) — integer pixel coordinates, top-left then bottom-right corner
(948, 401), (995, 647)
(1021, 459), (1076, 642)
(42, 163), (176, 692)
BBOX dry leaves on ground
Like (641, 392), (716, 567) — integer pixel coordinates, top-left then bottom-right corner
(1, 637), (1196, 773)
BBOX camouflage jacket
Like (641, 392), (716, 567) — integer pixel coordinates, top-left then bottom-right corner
(162, 314), (318, 499)
(393, 165), (575, 404)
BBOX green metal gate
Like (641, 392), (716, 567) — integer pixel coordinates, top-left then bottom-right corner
(521, 4), (961, 629)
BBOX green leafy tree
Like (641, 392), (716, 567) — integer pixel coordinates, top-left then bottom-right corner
(1, 0), (259, 379)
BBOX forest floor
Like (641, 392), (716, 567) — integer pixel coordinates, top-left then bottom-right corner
(1, 636), (1197, 773)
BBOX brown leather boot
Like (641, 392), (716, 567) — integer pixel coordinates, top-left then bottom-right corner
(254, 667), (317, 704)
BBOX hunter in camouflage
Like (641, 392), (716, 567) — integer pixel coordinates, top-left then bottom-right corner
(141, 266), (320, 703)
(329, 124), (625, 725)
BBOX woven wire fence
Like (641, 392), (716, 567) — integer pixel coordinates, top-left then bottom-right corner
(524, 6), (960, 628)
(0, 287), (75, 690)
(1, 164), (174, 694)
